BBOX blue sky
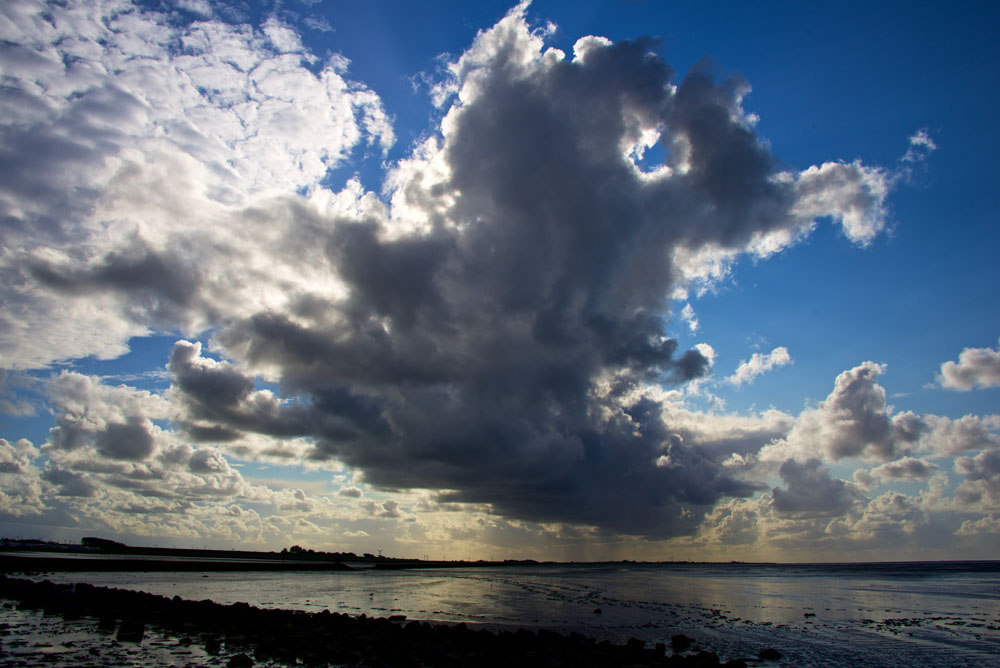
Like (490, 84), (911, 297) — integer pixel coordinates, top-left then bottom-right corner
(1, 0), (998, 561)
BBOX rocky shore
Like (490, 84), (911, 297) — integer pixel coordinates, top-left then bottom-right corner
(0, 576), (774, 667)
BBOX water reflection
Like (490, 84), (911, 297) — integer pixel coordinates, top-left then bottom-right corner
(32, 562), (1000, 668)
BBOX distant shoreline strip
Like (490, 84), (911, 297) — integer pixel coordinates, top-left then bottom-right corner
(0, 554), (353, 572)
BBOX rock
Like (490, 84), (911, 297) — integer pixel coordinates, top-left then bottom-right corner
(115, 620), (144, 642)
(593, 608), (602, 614)
(205, 635), (222, 654)
(671, 633), (694, 652)
(804, 612), (816, 618)
(688, 650), (721, 667)
(227, 652), (254, 668)
(626, 637), (644, 652)
(758, 647), (782, 660)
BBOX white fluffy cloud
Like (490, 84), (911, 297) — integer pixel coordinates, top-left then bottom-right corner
(679, 303), (699, 333)
(761, 363), (921, 463)
(760, 362), (1000, 466)
(726, 346), (792, 386)
(937, 340), (1000, 391)
(0, 0), (391, 368)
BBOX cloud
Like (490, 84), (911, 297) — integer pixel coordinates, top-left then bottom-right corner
(871, 457), (939, 482)
(191, 5), (897, 537)
(0, 373), (358, 544)
(955, 515), (1000, 535)
(0, 369), (37, 416)
(771, 458), (863, 517)
(679, 303), (699, 333)
(901, 129), (937, 164)
(1, 3), (914, 541)
(937, 340), (1000, 391)
(761, 362), (926, 463)
(726, 346), (791, 386)
(0, 439), (46, 516)
(920, 414), (1000, 456)
(697, 497), (761, 545)
(954, 448), (1000, 509)
(42, 464), (97, 498)
(845, 490), (926, 540)
(43, 371), (171, 460)
(0, 0), (391, 369)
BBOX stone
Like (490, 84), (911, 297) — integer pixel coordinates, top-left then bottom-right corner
(671, 633), (694, 652)
(115, 620), (144, 643)
(227, 652), (254, 668)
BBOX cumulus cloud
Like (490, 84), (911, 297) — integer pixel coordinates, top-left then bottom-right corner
(0, 0), (391, 368)
(771, 458), (863, 517)
(44, 371), (171, 461)
(937, 340), (1000, 391)
(697, 497), (761, 545)
(1, 2), (923, 542)
(726, 346), (791, 386)
(954, 448), (1000, 509)
(871, 457), (939, 481)
(955, 515), (1000, 535)
(0, 373), (378, 546)
(761, 362), (926, 463)
(42, 464), (97, 498)
(920, 414), (1000, 456)
(190, 5), (898, 537)
(0, 439), (45, 516)
(845, 490), (927, 540)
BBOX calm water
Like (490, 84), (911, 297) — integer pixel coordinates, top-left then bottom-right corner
(8, 561), (1000, 667)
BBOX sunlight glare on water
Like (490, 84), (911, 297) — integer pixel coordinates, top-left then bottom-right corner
(30, 562), (1000, 668)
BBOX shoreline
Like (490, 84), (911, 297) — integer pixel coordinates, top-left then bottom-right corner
(0, 576), (760, 667)
(0, 554), (353, 572)
(6, 540), (1000, 571)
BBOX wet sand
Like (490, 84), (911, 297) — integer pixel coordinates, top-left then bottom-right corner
(0, 576), (762, 667)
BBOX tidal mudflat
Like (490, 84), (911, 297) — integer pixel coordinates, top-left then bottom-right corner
(3, 561), (998, 667)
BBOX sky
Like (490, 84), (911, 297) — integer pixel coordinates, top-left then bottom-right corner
(1, 0), (998, 562)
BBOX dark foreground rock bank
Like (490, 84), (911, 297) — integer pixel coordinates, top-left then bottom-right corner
(0, 576), (753, 667)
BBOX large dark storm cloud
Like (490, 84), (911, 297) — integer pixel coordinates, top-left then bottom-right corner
(2, 3), (893, 538)
(161, 9), (886, 538)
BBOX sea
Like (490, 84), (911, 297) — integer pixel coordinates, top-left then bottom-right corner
(2, 561), (998, 667)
